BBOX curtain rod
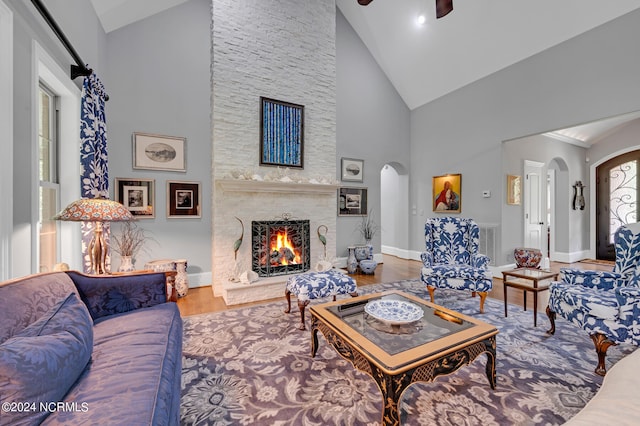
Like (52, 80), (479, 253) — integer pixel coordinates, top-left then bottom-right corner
(30, 0), (93, 81)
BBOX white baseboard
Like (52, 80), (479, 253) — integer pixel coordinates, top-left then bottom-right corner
(551, 250), (590, 264)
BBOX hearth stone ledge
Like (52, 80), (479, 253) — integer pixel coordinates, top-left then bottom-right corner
(222, 274), (295, 305)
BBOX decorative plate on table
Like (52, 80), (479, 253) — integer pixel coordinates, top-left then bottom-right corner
(364, 299), (424, 325)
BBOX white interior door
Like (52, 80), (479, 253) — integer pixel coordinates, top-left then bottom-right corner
(524, 160), (545, 251)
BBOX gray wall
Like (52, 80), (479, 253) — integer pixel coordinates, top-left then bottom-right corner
(336, 8), (411, 258)
(105, 0), (211, 282)
(409, 9), (640, 264)
(502, 135), (588, 262)
(588, 118), (640, 166)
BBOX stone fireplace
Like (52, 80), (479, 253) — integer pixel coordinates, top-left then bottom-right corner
(252, 219), (310, 277)
(211, 0), (336, 305)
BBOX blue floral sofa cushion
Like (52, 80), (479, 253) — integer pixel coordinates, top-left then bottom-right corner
(0, 292), (93, 425)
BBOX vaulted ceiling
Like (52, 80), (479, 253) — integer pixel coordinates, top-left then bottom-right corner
(90, 0), (640, 141)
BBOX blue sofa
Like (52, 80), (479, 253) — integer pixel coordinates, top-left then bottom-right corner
(0, 270), (182, 425)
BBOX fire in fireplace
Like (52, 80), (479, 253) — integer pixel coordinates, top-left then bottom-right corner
(252, 219), (310, 277)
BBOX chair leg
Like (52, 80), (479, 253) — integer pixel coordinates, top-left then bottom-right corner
(427, 286), (435, 303)
(546, 306), (556, 335)
(478, 291), (487, 313)
(591, 333), (617, 376)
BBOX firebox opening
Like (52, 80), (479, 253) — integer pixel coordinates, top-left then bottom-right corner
(252, 219), (310, 277)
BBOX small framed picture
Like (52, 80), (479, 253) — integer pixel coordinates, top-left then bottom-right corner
(338, 187), (368, 216)
(341, 158), (364, 182)
(115, 178), (155, 218)
(133, 132), (186, 172)
(507, 175), (522, 205)
(167, 181), (201, 218)
(260, 97), (304, 168)
(433, 173), (461, 213)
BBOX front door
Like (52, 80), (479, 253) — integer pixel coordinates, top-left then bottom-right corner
(596, 151), (640, 260)
(524, 160), (545, 253)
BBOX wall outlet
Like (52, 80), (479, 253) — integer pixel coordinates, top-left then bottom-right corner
(482, 190), (491, 198)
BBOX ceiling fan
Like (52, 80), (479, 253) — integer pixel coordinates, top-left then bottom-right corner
(357, 0), (454, 19)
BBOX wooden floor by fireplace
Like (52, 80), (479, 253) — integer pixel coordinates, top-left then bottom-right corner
(176, 254), (612, 317)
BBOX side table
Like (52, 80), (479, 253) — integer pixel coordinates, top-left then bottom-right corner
(502, 267), (559, 327)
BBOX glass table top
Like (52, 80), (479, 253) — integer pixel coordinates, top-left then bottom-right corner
(326, 292), (474, 355)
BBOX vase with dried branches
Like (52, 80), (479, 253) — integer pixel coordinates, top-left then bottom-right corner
(111, 221), (149, 272)
(357, 210), (379, 244)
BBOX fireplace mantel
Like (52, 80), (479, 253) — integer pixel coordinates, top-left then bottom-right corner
(216, 179), (337, 195)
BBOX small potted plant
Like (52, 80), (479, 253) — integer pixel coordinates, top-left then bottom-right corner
(357, 210), (379, 245)
(111, 221), (149, 272)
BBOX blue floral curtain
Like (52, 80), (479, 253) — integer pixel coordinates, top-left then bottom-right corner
(80, 72), (109, 273)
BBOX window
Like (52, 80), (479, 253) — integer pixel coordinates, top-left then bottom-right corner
(609, 160), (637, 244)
(38, 83), (59, 272)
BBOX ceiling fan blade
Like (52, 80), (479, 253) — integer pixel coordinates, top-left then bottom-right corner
(357, 0), (374, 5)
(436, 0), (453, 19)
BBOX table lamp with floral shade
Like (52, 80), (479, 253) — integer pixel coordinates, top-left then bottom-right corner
(54, 198), (133, 274)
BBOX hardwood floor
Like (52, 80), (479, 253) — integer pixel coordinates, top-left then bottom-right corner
(176, 254), (613, 317)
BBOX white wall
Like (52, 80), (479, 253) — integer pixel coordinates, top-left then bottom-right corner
(211, 0), (337, 292)
(410, 9), (640, 265)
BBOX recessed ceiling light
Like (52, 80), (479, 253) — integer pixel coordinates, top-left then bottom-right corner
(417, 14), (426, 25)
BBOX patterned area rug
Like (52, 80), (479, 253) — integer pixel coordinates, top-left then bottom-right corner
(180, 280), (635, 425)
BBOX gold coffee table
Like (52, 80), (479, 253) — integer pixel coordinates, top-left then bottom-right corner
(309, 290), (498, 426)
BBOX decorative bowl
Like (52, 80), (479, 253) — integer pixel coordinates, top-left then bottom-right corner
(364, 299), (424, 325)
(514, 247), (542, 268)
(359, 259), (377, 274)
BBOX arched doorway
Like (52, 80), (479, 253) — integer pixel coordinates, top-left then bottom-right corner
(595, 150), (640, 260)
(547, 157), (569, 261)
(380, 162), (409, 258)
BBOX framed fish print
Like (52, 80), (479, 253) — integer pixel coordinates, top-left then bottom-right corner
(133, 132), (186, 172)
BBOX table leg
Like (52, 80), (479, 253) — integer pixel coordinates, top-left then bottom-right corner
(310, 316), (319, 357)
(503, 280), (508, 318)
(533, 290), (538, 327)
(484, 336), (497, 389)
(523, 290), (527, 311)
(371, 366), (412, 426)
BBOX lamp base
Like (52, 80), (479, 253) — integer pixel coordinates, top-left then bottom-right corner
(88, 222), (108, 274)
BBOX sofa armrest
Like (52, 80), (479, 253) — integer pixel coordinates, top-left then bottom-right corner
(560, 268), (622, 290)
(66, 270), (177, 320)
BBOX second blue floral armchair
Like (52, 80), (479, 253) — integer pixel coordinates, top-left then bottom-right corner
(546, 222), (640, 375)
(420, 217), (493, 312)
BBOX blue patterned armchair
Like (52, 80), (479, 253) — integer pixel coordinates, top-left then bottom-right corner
(546, 223), (640, 375)
(420, 217), (493, 312)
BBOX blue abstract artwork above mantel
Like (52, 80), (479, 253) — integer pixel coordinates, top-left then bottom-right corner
(260, 97), (304, 169)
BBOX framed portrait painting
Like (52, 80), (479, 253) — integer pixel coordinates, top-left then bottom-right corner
(433, 174), (461, 213)
(260, 97), (304, 168)
(115, 178), (155, 218)
(133, 132), (186, 172)
(167, 181), (201, 218)
(338, 187), (368, 216)
(341, 158), (364, 182)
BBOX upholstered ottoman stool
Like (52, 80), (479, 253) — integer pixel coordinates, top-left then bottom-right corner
(285, 270), (358, 330)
